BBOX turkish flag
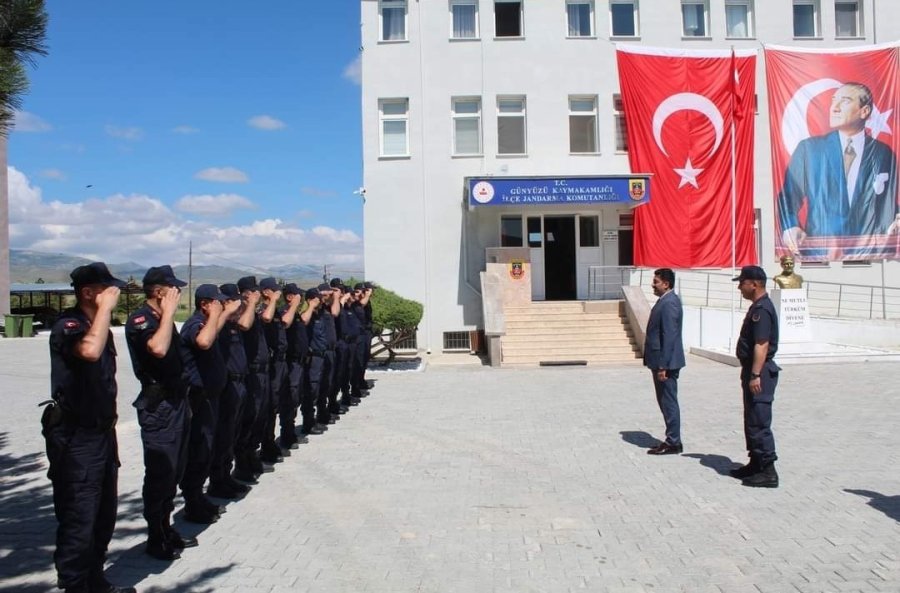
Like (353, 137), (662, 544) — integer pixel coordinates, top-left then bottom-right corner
(616, 45), (757, 268)
(766, 44), (900, 262)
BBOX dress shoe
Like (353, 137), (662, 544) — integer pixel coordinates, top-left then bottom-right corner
(647, 442), (683, 455)
(327, 416), (338, 424)
(90, 571), (139, 593)
(742, 463), (779, 488)
(207, 482), (243, 500)
(198, 495), (226, 515)
(259, 450), (284, 464)
(146, 536), (181, 560)
(183, 508), (218, 524)
(337, 406), (350, 414)
(348, 397), (361, 405)
(729, 463), (757, 479)
(223, 475), (250, 494)
(232, 466), (259, 484)
(166, 528), (198, 549)
(301, 425), (324, 436)
(314, 422), (330, 431)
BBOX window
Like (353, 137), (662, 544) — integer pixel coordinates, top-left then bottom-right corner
(443, 331), (472, 351)
(451, 0), (479, 39)
(527, 217), (542, 247)
(569, 96), (598, 153)
(494, 0), (522, 37)
(613, 94), (628, 153)
(566, 0), (593, 37)
(793, 0), (820, 37)
(681, 0), (708, 37)
(610, 0), (638, 37)
(725, 0), (753, 38)
(452, 97), (482, 155)
(380, 0), (407, 41)
(835, 1), (860, 37)
(579, 216), (599, 247)
(500, 216), (523, 247)
(379, 98), (409, 157)
(497, 96), (526, 155)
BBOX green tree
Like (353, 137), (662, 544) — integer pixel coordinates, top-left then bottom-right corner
(0, 0), (49, 315)
(368, 285), (423, 364)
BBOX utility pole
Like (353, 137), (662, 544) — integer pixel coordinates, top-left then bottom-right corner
(188, 241), (193, 311)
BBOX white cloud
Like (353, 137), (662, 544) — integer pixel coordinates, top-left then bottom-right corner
(39, 168), (67, 181)
(342, 55), (362, 85)
(194, 166), (249, 183)
(247, 115), (286, 131)
(301, 186), (337, 198)
(175, 193), (256, 217)
(7, 166), (363, 269)
(172, 125), (199, 134)
(104, 125), (143, 141)
(13, 110), (52, 132)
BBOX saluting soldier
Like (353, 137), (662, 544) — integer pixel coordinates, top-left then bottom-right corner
(330, 280), (354, 415)
(44, 263), (135, 593)
(281, 283), (308, 449)
(125, 265), (195, 561)
(350, 282), (371, 400)
(258, 277), (289, 464)
(361, 281), (376, 392)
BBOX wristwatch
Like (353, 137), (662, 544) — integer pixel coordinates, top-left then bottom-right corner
(750, 372), (761, 379)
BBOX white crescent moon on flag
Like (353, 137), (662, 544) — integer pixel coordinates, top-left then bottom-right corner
(652, 93), (724, 158)
(781, 78), (842, 155)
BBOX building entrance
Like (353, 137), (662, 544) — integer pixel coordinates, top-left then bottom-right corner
(543, 216), (577, 300)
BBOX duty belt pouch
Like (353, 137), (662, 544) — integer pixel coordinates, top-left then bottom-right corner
(39, 400), (64, 437)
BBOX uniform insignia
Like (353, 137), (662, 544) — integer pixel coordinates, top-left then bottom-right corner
(64, 320), (80, 329)
(133, 315), (146, 324)
(752, 313), (760, 322)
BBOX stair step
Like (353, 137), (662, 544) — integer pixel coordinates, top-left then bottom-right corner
(503, 331), (633, 341)
(502, 343), (639, 354)
(501, 354), (642, 365)
(505, 314), (624, 323)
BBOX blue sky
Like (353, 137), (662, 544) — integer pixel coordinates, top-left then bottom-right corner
(9, 0), (365, 273)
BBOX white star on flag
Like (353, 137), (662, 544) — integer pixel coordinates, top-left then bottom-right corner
(865, 104), (893, 141)
(674, 157), (703, 189)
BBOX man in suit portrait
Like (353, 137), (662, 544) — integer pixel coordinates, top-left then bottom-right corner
(779, 82), (900, 257)
(643, 268), (686, 456)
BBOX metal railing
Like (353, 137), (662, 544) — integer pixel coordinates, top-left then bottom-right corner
(587, 266), (900, 320)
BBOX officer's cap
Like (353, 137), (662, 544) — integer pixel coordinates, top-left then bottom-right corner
(219, 283), (241, 300)
(71, 262), (127, 289)
(195, 284), (227, 303)
(259, 277), (282, 292)
(732, 265), (767, 283)
(329, 277), (343, 288)
(237, 276), (259, 292)
(316, 282), (332, 293)
(353, 282), (366, 291)
(283, 283), (302, 296)
(142, 265), (187, 288)
(363, 281), (376, 290)
(304, 287), (321, 300)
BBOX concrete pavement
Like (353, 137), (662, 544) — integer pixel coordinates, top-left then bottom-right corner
(1, 330), (899, 592)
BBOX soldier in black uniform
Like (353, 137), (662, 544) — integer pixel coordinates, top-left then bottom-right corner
(350, 283), (371, 399)
(731, 265), (781, 488)
(318, 283), (341, 425)
(361, 281), (376, 391)
(281, 283), (309, 449)
(125, 265), (195, 561)
(44, 262), (135, 593)
(258, 277), (289, 464)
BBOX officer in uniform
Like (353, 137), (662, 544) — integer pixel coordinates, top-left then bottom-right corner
(125, 265), (195, 561)
(318, 282), (341, 425)
(207, 283), (254, 499)
(179, 284), (239, 521)
(44, 262), (135, 593)
(281, 283), (309, 449)
(350, 283), (371, 400)
(330, 280), (354, 416)
(361, 281), (376, 392)
(259, 277), (291, 464)
(731, 265), (781, 488)
(301, 286), (339, 435)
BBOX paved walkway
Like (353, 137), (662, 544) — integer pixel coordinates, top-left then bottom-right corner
(1, 331), (900, 593)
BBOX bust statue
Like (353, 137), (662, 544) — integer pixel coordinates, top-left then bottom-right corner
(773, 255), (803, 289)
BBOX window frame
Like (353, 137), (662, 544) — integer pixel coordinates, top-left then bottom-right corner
(379, 0), (408, 42)
(609, 0), (639, 38)
(613, 94), (628, 154)
(452, 97), (483, 157)
(566, 0), (595, 38)
(494, 0), (524, 38)
(725, 0), (754, 39)
(497, 95), (527, 156)
(792, 0), (821, 38)
(378, 98), (410, 158)
(450, 0), (480, 40)
(834, 0), (862, 38)
(500, 215), (524, 247)
(569, 95), (600, 155)
(680, 0), (710, 38)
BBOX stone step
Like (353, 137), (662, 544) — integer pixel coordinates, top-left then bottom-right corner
(504, 313), (625, 323)
(502, 343), (640, 355)
(502, 330), (633, 341)
(501, 353), (642, 366)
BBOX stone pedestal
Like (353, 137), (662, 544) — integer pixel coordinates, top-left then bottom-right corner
(772, 288), (812, 343)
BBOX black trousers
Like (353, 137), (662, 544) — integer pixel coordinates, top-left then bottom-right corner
(137, 396), (190, 525)
(741, 362), (779, 466)
(247, 369), (271, 451)
(264, 360), (288, 449)
(283, 361), (303, 438)
(333, 342), (351, 406)
(307, 351), (334, 423)
(179, 390), (218, 502)
(351, 336), (366, 396)
(45, 425), (119, 589)
(210, 379), (245, 485)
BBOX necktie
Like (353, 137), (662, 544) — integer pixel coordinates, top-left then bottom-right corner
(843, 139), (856, 177)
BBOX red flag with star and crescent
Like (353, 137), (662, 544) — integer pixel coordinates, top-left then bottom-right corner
(766, 43), (900, 262)
(616, 45), (757, 268)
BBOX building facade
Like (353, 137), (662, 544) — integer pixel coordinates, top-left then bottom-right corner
(361, 0), (900, 353)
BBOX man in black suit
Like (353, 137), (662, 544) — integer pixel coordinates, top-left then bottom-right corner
(643, 268), (686, 455)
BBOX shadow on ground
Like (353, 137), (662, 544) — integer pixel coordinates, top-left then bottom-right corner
(845, 489), (900, 523)
(682, 453), (741, 476)
(619, 430), (657, 449)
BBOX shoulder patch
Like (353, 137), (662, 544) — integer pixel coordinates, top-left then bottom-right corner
(751, 313), (760, 322)
(132, 315), (146, 325)
(64, 320), (80, 329)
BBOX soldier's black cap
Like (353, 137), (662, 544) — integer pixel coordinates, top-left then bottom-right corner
(195, 283), (227, 303)
(305, 287), (321, 300)
(732, 265), (767, 282)
(353, 282), (366, 291)
(142, 265), (187, 288)
(219, 283), (241, 300)
(283, 283), (302, 296)
(259, 277), (282, 292)
(71, 262), (127, 289)
(237, 276), (259, 292)
(329, 277), (343, 288)
(363, 281), (376, 290)
(317, 282), (332, 292)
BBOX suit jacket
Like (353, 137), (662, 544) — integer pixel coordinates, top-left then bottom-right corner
(643, 290), (685, 371)
(778, 131), (898, 238)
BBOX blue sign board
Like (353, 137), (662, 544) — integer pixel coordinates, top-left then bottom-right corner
(467, 176), (651, 207)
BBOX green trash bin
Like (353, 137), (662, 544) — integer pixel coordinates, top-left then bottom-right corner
(4, 314), (20, 338)
(21, 314), (34, 337)
(4, 314), (33, 338)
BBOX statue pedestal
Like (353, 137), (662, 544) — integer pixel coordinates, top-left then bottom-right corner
(772, 288), (812, 343)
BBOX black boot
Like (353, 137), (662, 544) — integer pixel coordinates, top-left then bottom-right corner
(163, 514), (198, 549)
(729, 459), (758, 479)
(146, 519), (180, 561)
(742, 462), (779, 488)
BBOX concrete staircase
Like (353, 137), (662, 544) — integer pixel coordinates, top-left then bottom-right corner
(500, 301), (641, 367)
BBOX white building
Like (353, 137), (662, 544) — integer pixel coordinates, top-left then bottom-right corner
(361, 0), (900, 353)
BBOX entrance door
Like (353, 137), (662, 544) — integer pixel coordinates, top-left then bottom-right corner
(544, 216), (577, 300)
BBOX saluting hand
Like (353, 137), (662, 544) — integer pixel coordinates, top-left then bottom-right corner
(160, 287), (181, 317)
(96, 286), (121, 311)
(224, 298), (242, 315)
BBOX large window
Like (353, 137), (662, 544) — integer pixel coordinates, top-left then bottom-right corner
(725, 0), (754, 38)
(793, 0), (820, 37)
(569, 96), (598, 154)
(452, 97), (482, 155)
(681, 0), (708, 37)
(610, 0), (638, 37)
(566, 0), (594, 37)
(380, 0), (407, 41)
(379, 99), (409, 157)
(497, 96), (526, 155)
(451, 0), (479, 39)
(613, 94), (628, 153)
(500, 216), (523, 247)
(494, 0), (523, 37)
(835, 1), (860, 37)
(579, 216), (599, 247)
